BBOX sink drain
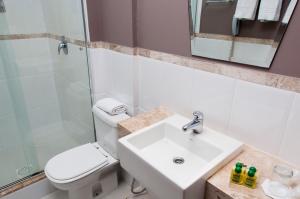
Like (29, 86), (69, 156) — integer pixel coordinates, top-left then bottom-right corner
(173, 157), (185, 164)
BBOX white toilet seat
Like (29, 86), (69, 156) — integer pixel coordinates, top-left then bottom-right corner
(45, 143), (109, 184)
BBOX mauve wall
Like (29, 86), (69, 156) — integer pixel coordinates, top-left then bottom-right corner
(86, 0), (135, 47)
(136, 0), (191, 56)
(271, 2), (300, 77)
(86, 0), (300, 78)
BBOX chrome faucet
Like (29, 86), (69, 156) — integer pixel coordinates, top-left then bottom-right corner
(58, 36), (68, 55)
(182, 111), (204, 134)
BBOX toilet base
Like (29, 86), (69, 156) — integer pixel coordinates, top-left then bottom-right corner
(68, 171), (118, 199)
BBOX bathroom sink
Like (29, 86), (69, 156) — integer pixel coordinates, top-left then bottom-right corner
(118, 114), (243, 199)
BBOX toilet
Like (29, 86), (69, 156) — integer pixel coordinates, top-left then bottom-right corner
(45, 105), (130, 199)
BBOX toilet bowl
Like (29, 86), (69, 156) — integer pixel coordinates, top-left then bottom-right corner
(45, 106), (130, 199)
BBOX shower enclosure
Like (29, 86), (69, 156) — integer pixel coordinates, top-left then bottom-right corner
(0, 0), (95, 188)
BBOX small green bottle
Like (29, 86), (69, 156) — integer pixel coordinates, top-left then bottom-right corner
(230, 162), (243, 184)
(243, 167), (258, 189)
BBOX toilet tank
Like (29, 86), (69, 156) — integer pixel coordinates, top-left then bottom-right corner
(93, 106), (130, 159)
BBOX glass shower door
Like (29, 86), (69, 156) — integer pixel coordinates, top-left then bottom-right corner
(0, 0), (95, 188)
(0, 43), (39, 187)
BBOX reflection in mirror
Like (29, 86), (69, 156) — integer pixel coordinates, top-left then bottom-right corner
(189, 0), (298, 68)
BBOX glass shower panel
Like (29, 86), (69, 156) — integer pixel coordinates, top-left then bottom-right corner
(0, 15), (40, 188)
(0, 0), (95, 188)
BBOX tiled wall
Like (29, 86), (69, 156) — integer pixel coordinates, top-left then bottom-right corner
(0, 38), (61, 136)
(89, 48), (137, 115)
(41, 0), (85, 40)
(47, 39), (94, 143)
(0, 0), (46, 35)
(1, 0), (85, 40)
(89, 48), (300, 166)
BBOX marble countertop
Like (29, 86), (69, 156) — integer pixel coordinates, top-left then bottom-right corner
(207, 145), (299, 199)
(118, 107), (299, 199)
(118, 106), (173, 137)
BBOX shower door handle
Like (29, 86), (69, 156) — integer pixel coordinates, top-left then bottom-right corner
(58, 37), (68, 55)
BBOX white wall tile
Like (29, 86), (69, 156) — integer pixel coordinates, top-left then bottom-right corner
(41, 0), (85, 40)
(89, 48), (135, 114)
(7, 39), (51, 63)
(1, 38), (62, 131)
(0, 39), (53, 79)
(190, 70), (236, 132)
(138, 56), (236, 132)
(138, 57), (166, 111)
(27, 103), (61, 130)
(0, 0), (46, 35)
(0, 56), (6, 81)
(89, 48), (109, 99)
(89, 49), (300, 162)
(160, 62), (195, 117)
(20, 74), (59, 109)
(227, 80), (295, 154)
(1, 0), (86, 39)
(0, 114), (22, 149)
(139, 56), (195, 116)
(104, 50), (135, 112)
(279, 94), (300, 166)
(0, 80), (14, 118)
(47, 39), (93, 129)
(48, 40), (89, 82)
(63, 80), (94, 128)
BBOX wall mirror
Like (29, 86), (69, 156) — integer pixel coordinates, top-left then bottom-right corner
(189, 0), (298, 68)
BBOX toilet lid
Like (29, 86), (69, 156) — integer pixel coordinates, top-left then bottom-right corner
(45, 143), (108, 182)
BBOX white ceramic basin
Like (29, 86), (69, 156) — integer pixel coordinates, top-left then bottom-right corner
(118, 114), (243, 199)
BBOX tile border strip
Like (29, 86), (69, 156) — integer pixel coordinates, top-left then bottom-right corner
(90, 41), (300, 94)
(0, 33), (87, 47)
(46, 33), (87, 47)
(0, 33), (48, 40)
(1, 33), (299, 93)
(87, 41), (137, 55)
(136, 47), (300, 93)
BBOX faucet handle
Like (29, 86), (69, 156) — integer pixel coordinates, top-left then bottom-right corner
(193, 111), (203, 120)
(58, 36), (68, 55)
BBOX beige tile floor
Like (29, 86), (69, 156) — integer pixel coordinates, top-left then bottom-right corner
(41, 182), (151, 199)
